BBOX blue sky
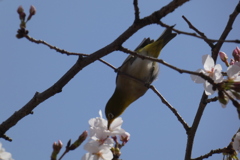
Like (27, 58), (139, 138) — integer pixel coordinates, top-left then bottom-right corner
(0, 0), (240, 160)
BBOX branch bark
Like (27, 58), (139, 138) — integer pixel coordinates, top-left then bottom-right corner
(184, 2), (240, 160)
(0, 0), (190, 141)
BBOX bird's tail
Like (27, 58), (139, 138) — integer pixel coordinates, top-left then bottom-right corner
(139, 26), (177, 58)
(156, 26), (177, 49)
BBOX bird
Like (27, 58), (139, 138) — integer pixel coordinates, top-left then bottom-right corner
(105, 27), (177, 129)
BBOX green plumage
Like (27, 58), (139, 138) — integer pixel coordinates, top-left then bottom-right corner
(105, 27), (177, 129)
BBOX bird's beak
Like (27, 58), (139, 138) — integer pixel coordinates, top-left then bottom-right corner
(107, 119), (114, 130)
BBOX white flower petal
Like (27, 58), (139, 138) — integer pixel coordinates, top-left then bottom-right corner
(214, 64), (222, 72)
(110, 117), (123, 129)
(0, 152), (12, 160)
(99, 110), (103, 118)
(84, 141), (99, 153)
(203, 55), (214, 71)
(81, 153), (95, 160)
(213, 70), (223, 83)
(191, 74), (205, 83)
(191, 69), (205, 83)
(121, 131), (130, 138)
(204, 81), (215, 95)
(99, 147), (113, 160)
(0, 143), (13, 160)
(227, 64), (240, 79)
(233, 132), (240, 153)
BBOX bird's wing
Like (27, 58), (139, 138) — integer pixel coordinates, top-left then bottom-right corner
(148, 62), (159, 83)
(118, 37), (154, 71)
(115, 38), (155, 84)
(134, 38), (154, 52)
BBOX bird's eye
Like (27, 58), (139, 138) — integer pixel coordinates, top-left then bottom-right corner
(108, 113), (114, 119)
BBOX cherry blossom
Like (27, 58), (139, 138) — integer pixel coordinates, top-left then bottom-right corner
(233, 132), (240, 154)
(0, 143), (14, 160)
(191, 54), (223, 95)
(82, 110), (130, 160)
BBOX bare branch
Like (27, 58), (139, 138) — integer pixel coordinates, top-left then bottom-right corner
(149, 85), (190, 131)
(119, 46), (215, 85)
(205, 97), (218, 104)
(158, 21), (240, 45)
(98, 59), (117, 71)
(0, 0), (208, 141)
(96, 55), (191, 132)
(184, 2), (240, 160)
(133, 0), (140, 22)
(26, 35), (117, 71)
(182, 15), (215, 48)
(1, 0), (191, 140)
(25, 35), (88, 56)
(212, 1), (240, 61)
(192, 148), (226, 160)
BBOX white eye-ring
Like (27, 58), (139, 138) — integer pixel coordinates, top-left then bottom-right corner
(108, 113), (114, 119)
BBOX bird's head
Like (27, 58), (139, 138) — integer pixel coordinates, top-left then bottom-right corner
(105, 94), (128, 129)
(105, 103), (123, 130)
(105, 86), (131, 129)
(105, 111), (115, 130)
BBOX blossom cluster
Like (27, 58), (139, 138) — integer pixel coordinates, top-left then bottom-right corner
(224, 130), (240, 160)
(16, 5), (36, 39)
(17, 5), (36, 27)
(233, 131), (240, 154)
(0, 142), (14, 160)
(191, 47), (240, 109)
(81, 110), (130, 160)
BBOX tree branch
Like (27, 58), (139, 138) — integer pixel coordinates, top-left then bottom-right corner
(191, 148), (226, 160)
(119, 46), (216, 86)
(133, 0), (140, 22)
(149, 85), (190, 131)
(212, 1), (240, 61)
(184, 2), (240, 160)
(158, 21), (240, 45)
(1, 0), (190, 140)
(25, 35), (88, 56)
(182, 15), (215, 48)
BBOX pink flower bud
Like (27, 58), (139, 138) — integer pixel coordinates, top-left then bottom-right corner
(68, 131), (88, 150)
(230, 59), (235, 65)
(219, 51), (228, 62)
(17, 6), (26, 21)
(120, 132), (130, 146)
(232, 47), (240, 62)
(29, 5), (36, 16)
(17, 6), (24, 14)
(27, 5), (36, 21)
(52, 140), (63, 153)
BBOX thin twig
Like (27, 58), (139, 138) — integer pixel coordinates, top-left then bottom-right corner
(182, 15), (215, 48)
(158, 21), (240, 44)
(118, 46), (215, 85)
(149, 85), (190, 131)
(98, 55), (190, 132)
(191, 148), (226, 160)
(27, 26), (217, 90)
(98, 59), (117, 71)
(184, 2), (240, 160)
(133, 0), (140, 22)
(205, 97), (218, 104)
(211, 1), (240, 61)
(25, 35), (88, 56)
(26, 35), (117, 71)
(0, 0), (202, 140)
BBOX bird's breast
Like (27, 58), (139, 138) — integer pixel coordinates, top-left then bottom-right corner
(123, 57), (159, 83)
